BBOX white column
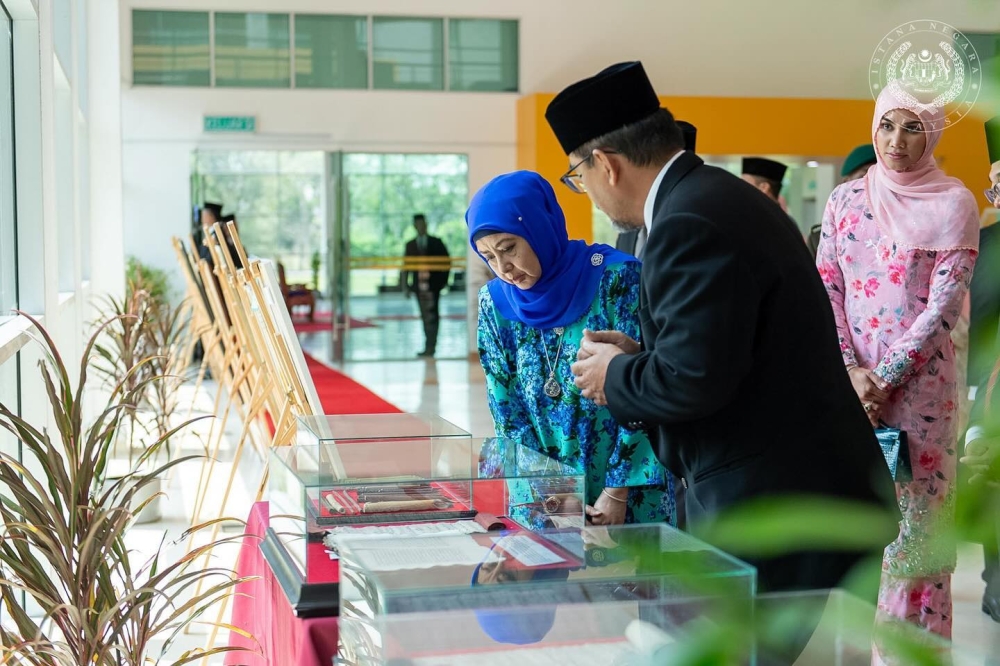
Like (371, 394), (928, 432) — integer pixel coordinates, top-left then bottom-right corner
(87, 0), (125, 299)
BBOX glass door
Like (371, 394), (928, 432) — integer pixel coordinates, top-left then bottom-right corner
(330, 153), (469, 363)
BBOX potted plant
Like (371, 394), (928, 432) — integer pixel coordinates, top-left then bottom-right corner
(0, 313), (254, 665)
(95, 261), (192, 524)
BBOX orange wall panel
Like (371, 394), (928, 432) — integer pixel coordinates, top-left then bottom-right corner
(517, 93), (994, 244)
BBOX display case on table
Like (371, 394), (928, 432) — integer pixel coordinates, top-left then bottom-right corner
(336, 588), (993, 666)
(264, 419), (585, 618)
(336, 522), (756, 629)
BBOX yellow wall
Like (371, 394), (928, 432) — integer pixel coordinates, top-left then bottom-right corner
(517, 93), (994, 243)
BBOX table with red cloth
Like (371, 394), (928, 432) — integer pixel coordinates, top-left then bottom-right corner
(226, 502), (339, 666)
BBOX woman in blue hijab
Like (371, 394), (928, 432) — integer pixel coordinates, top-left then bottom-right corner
(468, 171), (674, 526)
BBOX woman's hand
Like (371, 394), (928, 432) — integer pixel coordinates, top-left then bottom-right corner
(586, 488), (628, 526)
(848, 366), (891, 426)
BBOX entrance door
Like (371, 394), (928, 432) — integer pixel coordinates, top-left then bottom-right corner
(329, 153), (469, 363)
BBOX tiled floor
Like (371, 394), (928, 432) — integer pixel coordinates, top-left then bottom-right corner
(306, 292), (470, 362)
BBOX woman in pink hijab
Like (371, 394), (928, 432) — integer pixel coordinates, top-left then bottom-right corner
(816, 85), (979, 642)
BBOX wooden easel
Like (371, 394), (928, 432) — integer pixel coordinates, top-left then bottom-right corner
(176, 223), (346, 657)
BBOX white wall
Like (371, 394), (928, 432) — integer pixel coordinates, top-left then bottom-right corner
(117, 0), (1000, 353)
(119, 0), (1000, 275)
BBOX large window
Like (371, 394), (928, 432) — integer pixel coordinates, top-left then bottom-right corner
(132, 12), (518, 93)
(192, 151), (325, 287)
(345, 153), (468, 295)
(372, 17), (444, 91)
(448, 19), (518, 92)
(294, 14), (368, 89)
(0, 5), (15, 319)
(132, 10), (210, 86)
(215, 12), (290, 88)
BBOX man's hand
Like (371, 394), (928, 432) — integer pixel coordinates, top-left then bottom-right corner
(571, 336), (625, 405)
(961, 435), (1000, 485)
(576, 329), (640, 360)
(990, 160), (1000, 187)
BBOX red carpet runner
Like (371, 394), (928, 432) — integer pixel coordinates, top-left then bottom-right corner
(302, 352), (401, 414)
(292, 314), (375, 334)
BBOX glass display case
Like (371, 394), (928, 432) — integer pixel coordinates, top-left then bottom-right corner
(336, 588), (992, 666)
(336, 522), (756, 624)
(263, 435), (585, 617)
(296, 413), (471, 448)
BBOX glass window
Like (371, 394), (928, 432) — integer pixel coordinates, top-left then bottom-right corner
(448, 19), (518, 92)
(53, 0), (72, 78)
(592, 205), (619, 247)
(215, 12), (290, 88)
(192, 151), (325, 287)
(0, 6), (15, 319)
(372, 17), (444, 91)
(76, 0), (88, 113)
(294, 14), (368, 89)
(132, 10), (210, 86)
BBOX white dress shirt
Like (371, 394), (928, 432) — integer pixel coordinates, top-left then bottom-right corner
(643, 150), (686, 237)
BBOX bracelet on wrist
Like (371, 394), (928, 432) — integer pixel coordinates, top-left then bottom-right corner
(601, 489), (628, 503)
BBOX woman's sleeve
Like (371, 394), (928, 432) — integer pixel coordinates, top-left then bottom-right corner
(816, 187), (859, 368)
(477, 287), (540, 448)
(874, 249), (977, 388)
(603, 263), (667, 489)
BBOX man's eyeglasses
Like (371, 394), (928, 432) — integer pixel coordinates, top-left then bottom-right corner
(986, 183), (999, 207)
(560, 149), (617, 194)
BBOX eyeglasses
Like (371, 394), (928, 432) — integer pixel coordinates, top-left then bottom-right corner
(986, 184), (999, 207)
(559, 149), (617, 194)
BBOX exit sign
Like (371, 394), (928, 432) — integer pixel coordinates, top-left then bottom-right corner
(203, 115), (256, 133)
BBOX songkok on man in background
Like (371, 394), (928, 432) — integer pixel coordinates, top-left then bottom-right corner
(741, 157), (787, 203)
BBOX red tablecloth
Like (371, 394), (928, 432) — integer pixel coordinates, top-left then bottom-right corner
(226, 502), (339, 666)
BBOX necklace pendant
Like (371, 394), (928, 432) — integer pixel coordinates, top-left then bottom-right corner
(543, 373), (562, 399)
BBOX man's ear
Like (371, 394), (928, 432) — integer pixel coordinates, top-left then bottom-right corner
(591, 149), (619, 187)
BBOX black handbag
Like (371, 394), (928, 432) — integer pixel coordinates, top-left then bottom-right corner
(874, 421), (912, 482)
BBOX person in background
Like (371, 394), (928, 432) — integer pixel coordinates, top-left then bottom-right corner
(807, 145), (879, 258)
(615, 121), (697, 259)
(470, 170), (674, 528)
(218, 213), (244, 270)
(840, 143), (879, 183)
(816, 86), (980, 644)
(404, 213), (450, 358)
(198, 202), (223, 264)
(741, 157), (788, 205)
(961, 114), (1000, 624)
(551, 61), (896, 595)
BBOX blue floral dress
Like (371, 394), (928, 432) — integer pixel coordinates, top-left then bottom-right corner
(478, 259), (675, 527)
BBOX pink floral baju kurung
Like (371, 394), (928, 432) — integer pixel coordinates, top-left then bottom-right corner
(817, 180), (977, 639)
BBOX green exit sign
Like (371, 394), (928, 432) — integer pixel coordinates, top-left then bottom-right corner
(203, 115), (256, 133)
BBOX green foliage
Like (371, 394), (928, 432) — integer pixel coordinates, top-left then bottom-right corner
(126, 257), (172, 303)
(192, 151), (470, 291)
(310, 250), (322, 292)
(0, 313), (252, 665)
(95, 271), (193, 466)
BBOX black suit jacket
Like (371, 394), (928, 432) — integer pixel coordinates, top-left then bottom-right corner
(604, 153), (897, 585)
(404, 235), (450, 293)
(969, 224), (1000, 392)
(615, 229), (640, 255)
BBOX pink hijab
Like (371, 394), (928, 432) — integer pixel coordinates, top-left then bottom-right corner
(864, 85), (979, 252)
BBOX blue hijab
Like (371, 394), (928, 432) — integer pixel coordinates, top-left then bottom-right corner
(466, 171), (637, 330)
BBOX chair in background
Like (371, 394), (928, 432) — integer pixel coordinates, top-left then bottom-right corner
(277, 261), (316, 321)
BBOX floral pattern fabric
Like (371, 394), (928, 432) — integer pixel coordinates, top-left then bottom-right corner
(478, 260), (675, 528)
(817, 181), (977, 639)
